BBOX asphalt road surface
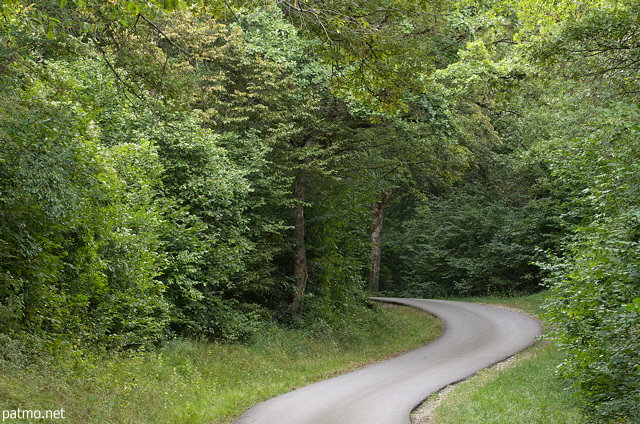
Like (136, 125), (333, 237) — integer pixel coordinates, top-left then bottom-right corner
(233, 297), (542, 424)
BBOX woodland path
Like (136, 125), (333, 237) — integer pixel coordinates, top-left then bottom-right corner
(233, 297), (542, 424)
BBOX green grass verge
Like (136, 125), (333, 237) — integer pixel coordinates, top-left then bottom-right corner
(426, 343), (585, 424)
(419, 291), (587, 424)
(0, 304), (440, 424)
(448, 291), (549, 316)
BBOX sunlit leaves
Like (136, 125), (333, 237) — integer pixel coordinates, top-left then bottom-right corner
(530, 7), (640, 101)
(627, 298), (640, 313)
(512, 0), (625, 37)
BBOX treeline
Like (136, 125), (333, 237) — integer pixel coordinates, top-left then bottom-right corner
(0, 1), (472, 350)
(1, 1), (639, 422)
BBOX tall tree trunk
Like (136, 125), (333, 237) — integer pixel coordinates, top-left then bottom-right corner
(369, 188), (393, 294)
(291, 176), (308, 313)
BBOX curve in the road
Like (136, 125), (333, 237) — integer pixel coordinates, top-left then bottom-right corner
(233, 297), (542, 424)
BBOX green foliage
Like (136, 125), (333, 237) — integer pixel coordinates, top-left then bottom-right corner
(299, 177), (372, 326)
(261, 0), (459, 114)
(380, 42), (562, 298)
(541, 103), (640, 423)
(529, 5), (640, 102)
(150, 117), (263, 341)
(0, 57), (170, 352)
(383, 190), (559, 297)
(626, 298), (640, 313)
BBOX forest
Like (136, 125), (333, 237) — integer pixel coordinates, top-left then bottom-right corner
(0, 0), (638, 422)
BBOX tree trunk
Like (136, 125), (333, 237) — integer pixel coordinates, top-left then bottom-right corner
(369, 188), (393, 294)
(291, 176), (308, 313)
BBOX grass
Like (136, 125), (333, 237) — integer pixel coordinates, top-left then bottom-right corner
(424, 343), (585, 424)
(415, 291), (587, 424)
(0, 304), (440, 424)
(448, 290), (549, 316)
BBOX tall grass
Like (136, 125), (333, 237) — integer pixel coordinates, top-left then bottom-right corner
(0, 304), (440, 424)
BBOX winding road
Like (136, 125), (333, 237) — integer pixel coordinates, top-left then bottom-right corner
(233, 297), (542, 424)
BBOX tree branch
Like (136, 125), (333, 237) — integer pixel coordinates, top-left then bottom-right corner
(138, 13), (190, 57)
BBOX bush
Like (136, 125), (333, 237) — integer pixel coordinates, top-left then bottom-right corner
(0, 58), (170, 352)
(541, 103), (640, 423)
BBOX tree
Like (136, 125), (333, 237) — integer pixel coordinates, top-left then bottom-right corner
(97, 8), (293, 338)
(347, 98), (472, 294)
(369, 188), (393, 294)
